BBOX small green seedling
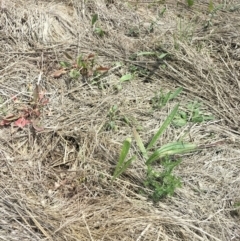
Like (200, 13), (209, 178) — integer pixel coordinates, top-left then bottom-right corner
(128, 65), (150, 77)
(91, 13), (105, 37)
(144, 159), (182, 202)
(105, 105), (119, 131)
(53, 53), (109, 82)
(204, 4), (224, 29)
(104, 105), (135, 131)
(126, 26), (140, 37)
(186, 0), (194, 7)
(150, 87), (183, 109)
(112, 138), (136, 182)
(173, 101), (214, 127)
(134, 105), (197, 165)
(120, 73), (134, 82)
(113, 73), (134, 92)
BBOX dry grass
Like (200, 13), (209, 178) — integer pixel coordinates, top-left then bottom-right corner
(0, 0), (240, 240)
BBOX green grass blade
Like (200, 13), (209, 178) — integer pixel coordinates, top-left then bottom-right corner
(113, 138), (131, 179)
(163, 91), (171, 106)
(169, 87), (183, 100)
(157, 53), (168, 59)
(77, 55), (83, 68)
(186, 0), (194, 7)
(137, 51), (155, 56)
(92, 14), (98, 26)
(147, 104), (179, 150)
(113, 156), (136, 180)
(133, 128), (148, 159)
(146, 142), (197, 165)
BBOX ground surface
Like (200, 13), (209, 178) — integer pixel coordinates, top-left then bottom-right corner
(0, 0), (240, 240)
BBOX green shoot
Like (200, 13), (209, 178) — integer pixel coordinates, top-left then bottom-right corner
(150, 87), (182, 109)
(173, 101), (214, 127)
(144, 159), (182, 202)
(133, 128), (148, 160)
(146, 142), (197, 165)
(91, 14), (98, 26)
(112, 138), (136, 182)
(132, 104), (199, 201)
(120, 73), (134, 82)
(186, 0), (194, 7)
(147, 104), (179, 150)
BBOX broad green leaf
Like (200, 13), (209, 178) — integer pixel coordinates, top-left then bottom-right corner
(94, 27), (105, 37)
(172, 117), (187, 127)
(120, 73), (133, 82)
(147, 104), (179, 150)
(92, 14), (98, 26)
(69, 69), (80, 79)
(146, 142), (197, 165)
(133, 128), (148, 159)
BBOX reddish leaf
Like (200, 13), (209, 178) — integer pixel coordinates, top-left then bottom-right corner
(14, 117), (31, 128)
(41, 98), (49, 105)
(0, 114), (19, 126)
(96, 66), (110, 72)
(11, 95), (18, 102)
(51, 68), (67, 78)
(86, 53), (95, 60)
(0, 119), (12, 126)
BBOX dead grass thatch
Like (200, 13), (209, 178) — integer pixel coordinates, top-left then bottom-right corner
(0, 0), (240, 240)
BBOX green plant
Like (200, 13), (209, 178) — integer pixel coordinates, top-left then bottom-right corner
(111, 138), (136, 182)
(0, 85), (48, 131)
(137, 51), (168, 60)
(126, 26), (140, 37)
(173, 101), (214, 127)
(128, 65), (150, 77)
(144, 159), (182, 202)
(105, 105), (119, 131)
(176, 18), (195, 43)
(204, 4), (224, 29)
(150, 87), (183, 109)
(186, 0), (194, 7)
(133, 105), (198, 201)
(112, 105), (199, 201)
(120, 73), (134, 82)
(104, 105), (134, 130)
(52, 53), (109, 82)
(91, 14), (106, 37)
